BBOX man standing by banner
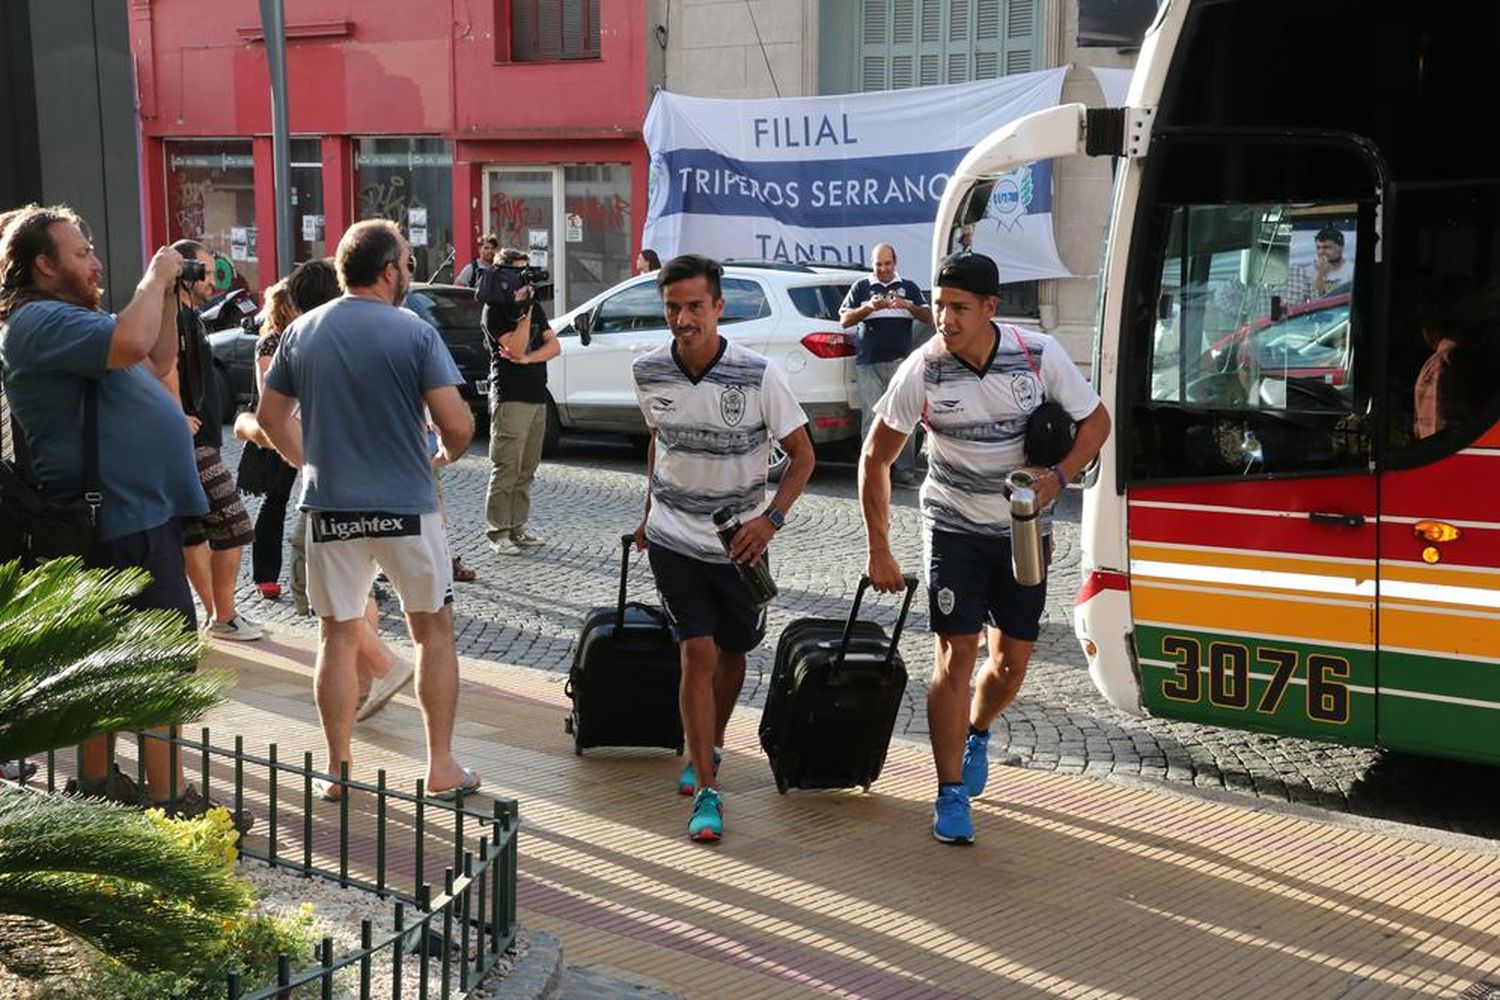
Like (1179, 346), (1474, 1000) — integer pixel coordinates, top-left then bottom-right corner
(840, 244), (930, 487)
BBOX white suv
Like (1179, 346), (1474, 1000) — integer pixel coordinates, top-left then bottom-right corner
(543, 262), (864, 476)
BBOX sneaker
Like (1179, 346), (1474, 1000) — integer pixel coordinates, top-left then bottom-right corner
(962, 729), (990, 797)
(511, 528), (545, 549)
(208, 615), (265, 642)
(932, 786), (974, 845)
(677, 749), (723, 796)
(64, 763), (144, 806)
(688, 787), (723, 843)
(489, 536), (522, 556)
(256, 582), (282, 600)
(154, 784), (256, 834)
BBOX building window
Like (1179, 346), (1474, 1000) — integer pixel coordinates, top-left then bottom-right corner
(165, 140), (259, 292)
(857, 0), (1042, 90)
(500, 0), (601, 63)
(354, 137), (454, 283)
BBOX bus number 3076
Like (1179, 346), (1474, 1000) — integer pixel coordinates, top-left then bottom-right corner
(1158, 636), (1351, 725)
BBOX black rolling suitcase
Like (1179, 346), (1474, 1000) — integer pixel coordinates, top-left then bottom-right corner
(760, 574), (919, 793)
(565, 534), (684, 755)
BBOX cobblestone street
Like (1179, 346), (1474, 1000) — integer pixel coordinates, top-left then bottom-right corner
(229, 435), (1500, 841)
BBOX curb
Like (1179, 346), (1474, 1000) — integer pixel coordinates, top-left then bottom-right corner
(478, 929), (564, 1000)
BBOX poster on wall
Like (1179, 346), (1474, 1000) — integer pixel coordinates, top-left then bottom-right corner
(1078, 0), (1160, 48)
(641, 70), (1073, 282)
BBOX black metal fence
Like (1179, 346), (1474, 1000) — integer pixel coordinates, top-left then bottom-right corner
(16, 725), (520, 998)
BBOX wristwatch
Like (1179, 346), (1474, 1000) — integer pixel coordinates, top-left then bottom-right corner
(765, 507), (786, 531)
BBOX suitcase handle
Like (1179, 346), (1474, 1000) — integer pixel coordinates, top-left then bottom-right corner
(616, 533), (638, 629)
(836, 574), (919, 671)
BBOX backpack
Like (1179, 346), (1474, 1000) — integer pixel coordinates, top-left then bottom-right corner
(0, 372), (100, 568)
(464, 258), (482, 288)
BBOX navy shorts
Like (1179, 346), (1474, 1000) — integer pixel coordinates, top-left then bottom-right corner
(89, 520), (198, 637)
(925, 529), (1052, 640)
(647, 543), (767, 654)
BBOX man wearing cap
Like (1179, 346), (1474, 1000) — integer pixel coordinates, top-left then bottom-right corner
(840, 243), (932, 487)
(859, 251), (1110, 845)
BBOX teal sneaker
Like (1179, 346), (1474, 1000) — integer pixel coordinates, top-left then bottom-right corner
(932, 785), (973, 845)
(677, 749), (722, 796)
(962, 729), (990, 797)
(688, 788), (723, 843)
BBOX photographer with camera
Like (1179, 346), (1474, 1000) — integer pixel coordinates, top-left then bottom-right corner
(481, 248), (559, 556)
(163, 240), (263, 642)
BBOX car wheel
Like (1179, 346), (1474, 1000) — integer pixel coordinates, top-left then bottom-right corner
(767, 439), (789, 483)
(542, 396), (562, 458)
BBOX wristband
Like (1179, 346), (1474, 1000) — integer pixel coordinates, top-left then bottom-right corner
(1050, 464), (1068, 491)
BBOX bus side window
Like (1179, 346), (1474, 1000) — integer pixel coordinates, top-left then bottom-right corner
(1132, 202), (1369, 481)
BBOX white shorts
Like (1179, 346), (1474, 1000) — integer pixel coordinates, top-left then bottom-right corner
(305, 510), (453, 621)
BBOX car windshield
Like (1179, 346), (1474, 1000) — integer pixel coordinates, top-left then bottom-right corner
(406, 288), (484, 330)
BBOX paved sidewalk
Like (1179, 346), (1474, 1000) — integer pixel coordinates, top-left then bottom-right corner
(200, 633), (1500, 999)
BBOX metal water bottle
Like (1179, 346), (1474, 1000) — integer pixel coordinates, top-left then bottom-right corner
(712, 507), (779, 609)
(1006, 471), (1046, 587)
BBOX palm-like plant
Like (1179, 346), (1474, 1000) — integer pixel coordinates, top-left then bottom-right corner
(0, 557), (245, 973)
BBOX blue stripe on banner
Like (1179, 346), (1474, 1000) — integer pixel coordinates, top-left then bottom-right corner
(657, 148), (1053, 228)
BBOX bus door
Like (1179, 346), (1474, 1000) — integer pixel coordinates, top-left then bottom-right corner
(1374, 183), (1500, 765)
(1123, 138), (1380, 746)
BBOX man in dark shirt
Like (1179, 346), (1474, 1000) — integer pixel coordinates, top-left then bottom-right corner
(839, 243), (932, 487)
(166, 240), (263, 641)
(485, 248), (560, 556)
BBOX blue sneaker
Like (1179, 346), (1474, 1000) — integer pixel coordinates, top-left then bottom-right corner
(962, 729), (990, 797)
(688, 788), (723, 843)
(677, 749), (722, 796)
(932, 786), (973, 845)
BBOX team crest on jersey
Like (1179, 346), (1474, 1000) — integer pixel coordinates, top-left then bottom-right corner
(937, 587), (956, 616)
(720, 386), (746, 426)
(1011, 373), (1040, 411)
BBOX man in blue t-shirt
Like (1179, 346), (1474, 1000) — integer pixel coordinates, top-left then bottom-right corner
(0, 204), (218, 817)
(260, 219), (480, 800)
(839, 243), (932, 487)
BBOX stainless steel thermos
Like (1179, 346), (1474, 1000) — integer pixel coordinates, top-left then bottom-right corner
(1006, 471), (1046, 587)
(712, 507), (779, 608)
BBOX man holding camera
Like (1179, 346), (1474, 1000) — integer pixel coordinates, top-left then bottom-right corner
(484, 248), (559, 557)
(840, 243), (933, 488)
(164, 240), (263, 642)
(0, 205), (217, 814)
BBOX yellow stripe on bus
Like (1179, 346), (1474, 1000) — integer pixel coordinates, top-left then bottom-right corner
(1130, 542), (1371, 581)
(1131, 583), (1373, 646)
(1381, 606), (1500, 659)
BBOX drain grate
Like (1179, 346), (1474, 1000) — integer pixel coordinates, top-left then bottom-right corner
(1461, 981), (1500, 1000)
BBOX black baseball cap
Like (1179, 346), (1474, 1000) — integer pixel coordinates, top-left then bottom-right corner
(935, 251), (1001, 297)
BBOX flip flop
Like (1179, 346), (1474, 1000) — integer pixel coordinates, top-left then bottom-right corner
(428, 767), (482, 801)
(355, 659), (414, 722)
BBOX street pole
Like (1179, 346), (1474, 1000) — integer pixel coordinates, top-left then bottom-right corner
(258, 0), (293, 278)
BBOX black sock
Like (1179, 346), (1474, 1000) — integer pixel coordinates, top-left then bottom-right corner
(969, 724), (989, 739)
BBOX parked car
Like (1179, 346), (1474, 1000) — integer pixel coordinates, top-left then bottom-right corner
(207, 283), (493, 430)
(547, 261), (863, 477)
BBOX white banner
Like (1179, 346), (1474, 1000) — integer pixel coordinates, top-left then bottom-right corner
(642, 70), (1073, 285)
(1090, 67), (1134, 108)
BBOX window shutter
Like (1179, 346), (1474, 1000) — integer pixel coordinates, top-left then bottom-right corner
(857, 0), (1040, 91)
(948, 51), (969, 82)
(510, 0), (600, 61)
(950, 0), (970, 42)
(976, 0), (1001, 39)
(864, 0), (888, 44)
(1003, 0), (1039, 76)
(920, 0), (941, 43)
(512, 0), (538, 61)
(920, 52), (940, 85)
(863, 54), (887, 90)
(892, 54), (915, 88)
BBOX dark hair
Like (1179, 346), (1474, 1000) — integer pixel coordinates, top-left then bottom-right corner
(1314, 226), (1345, 246)
(499, 247), (529, 265)
(335, 219), (404, 290)
(0, 204), (85, 321)
(171, 238), (210, 260)
(639, 248), (661, 271)
(657, 253), (723, 300)
(480, 233), (499, 249)
(286, 257), (340, 313)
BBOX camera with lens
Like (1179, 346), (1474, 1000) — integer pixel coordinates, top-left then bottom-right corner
(475, 264), (552, 342)
(180, 258), (208, 283)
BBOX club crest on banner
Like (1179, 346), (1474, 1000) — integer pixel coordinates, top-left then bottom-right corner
(720, 386), (746, 426)
(987, 165), (1034, 233)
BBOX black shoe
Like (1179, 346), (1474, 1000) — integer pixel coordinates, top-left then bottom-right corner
(64, 764), (144, 806)
(154, 785), (256, 834)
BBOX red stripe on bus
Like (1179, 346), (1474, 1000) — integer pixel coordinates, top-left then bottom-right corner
(1128, 504), (1374, 559)
(1379, 521), (1500, 569)
(1076, 569), (1129, 605)
(1130, 476), (1373, 509)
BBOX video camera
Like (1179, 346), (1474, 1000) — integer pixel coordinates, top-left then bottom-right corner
(476, 264), (552, 341)
(180, 258), (208, 283)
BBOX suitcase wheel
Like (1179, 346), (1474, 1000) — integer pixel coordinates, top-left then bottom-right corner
(563, 715), (574, 735)
(574, 739), (583, 757)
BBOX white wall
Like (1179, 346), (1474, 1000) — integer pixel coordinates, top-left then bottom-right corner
(661, 0), (817, 98)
